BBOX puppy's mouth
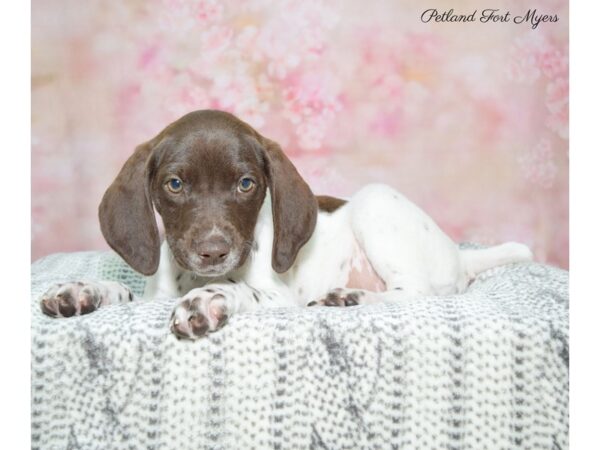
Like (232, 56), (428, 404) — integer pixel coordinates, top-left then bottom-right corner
(192, 264), (235, 277)
(186, 254), (241, 277)
(169, 248), (243, 278)
(168, 237), (254, 278)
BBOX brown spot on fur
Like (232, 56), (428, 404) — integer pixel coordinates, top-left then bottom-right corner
(317, 195), (346, 213)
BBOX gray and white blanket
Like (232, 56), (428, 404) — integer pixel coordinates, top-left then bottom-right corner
(31, 250), (568, 449)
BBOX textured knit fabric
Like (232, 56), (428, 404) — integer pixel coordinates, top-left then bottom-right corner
(31, 250), (569, 450)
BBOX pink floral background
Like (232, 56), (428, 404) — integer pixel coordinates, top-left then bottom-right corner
(32, 0), (569, 268)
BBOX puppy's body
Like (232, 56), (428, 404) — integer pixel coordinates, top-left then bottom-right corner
(40, 110), (533, 339)
(146, 190), (379, 304)
(149, 184), (530, 340)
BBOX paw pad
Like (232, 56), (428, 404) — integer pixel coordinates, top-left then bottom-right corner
(170, 290), (230, 340)
(309, 289), (364, 307)
(40, 283), (101, 318)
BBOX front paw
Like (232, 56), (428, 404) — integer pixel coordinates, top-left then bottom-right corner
(40, 282), (104, 318)
(170, 288), (230, 340)
(307, 288), (366, 307)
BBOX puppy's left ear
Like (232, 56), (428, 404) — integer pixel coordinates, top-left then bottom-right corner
(259, 136), (318, 273)
(98, 139), (161, 275)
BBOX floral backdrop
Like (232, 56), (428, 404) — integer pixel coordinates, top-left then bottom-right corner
(32, 0), (569, 268)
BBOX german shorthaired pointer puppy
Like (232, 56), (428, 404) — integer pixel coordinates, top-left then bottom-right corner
(40, 110), (533, 339)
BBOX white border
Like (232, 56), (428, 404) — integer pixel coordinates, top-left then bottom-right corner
(570, 0), (600, 447)
(2, 0), (597, 446)
(0, 1), (31, 448)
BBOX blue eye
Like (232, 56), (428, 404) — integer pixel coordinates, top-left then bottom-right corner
(238, 177), (255, 193)
(166, 177), (183, 193)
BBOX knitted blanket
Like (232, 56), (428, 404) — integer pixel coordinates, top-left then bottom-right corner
(31, 250), (569, 449)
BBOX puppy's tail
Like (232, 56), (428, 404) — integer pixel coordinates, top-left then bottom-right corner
(460, 242), (533, 280)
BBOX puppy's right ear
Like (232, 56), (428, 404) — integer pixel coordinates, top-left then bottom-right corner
(99, 140), (160, 275)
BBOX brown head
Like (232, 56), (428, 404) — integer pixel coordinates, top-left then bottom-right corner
(98, 110), (317, 277)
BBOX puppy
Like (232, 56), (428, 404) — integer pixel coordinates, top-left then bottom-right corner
(40, 110), (533, 339)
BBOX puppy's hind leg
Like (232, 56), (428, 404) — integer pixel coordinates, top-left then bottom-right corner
(334, 184), (463, 305)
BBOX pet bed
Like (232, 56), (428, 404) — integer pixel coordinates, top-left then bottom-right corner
(31, 249), (568, 449)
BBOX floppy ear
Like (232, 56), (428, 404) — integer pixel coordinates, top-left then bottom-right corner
(259, 136), (318, 273)
(98, 141), (160, 275)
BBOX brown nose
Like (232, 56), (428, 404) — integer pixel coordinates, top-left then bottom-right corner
(196, 237), (230, 265)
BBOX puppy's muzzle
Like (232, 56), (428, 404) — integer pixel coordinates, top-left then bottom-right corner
(193, 236), (231, 266)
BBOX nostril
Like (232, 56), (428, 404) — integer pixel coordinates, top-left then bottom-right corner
(197, 237), (231, 263)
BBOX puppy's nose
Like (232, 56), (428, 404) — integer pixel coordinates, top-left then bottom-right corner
(197, 237), (230, 265)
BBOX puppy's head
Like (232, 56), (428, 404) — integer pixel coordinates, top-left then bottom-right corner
(99, 110), (317, 277)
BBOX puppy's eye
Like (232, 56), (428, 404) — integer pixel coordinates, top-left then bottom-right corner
(238, 177), (255, 193)
(166, 177), (183, 193)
